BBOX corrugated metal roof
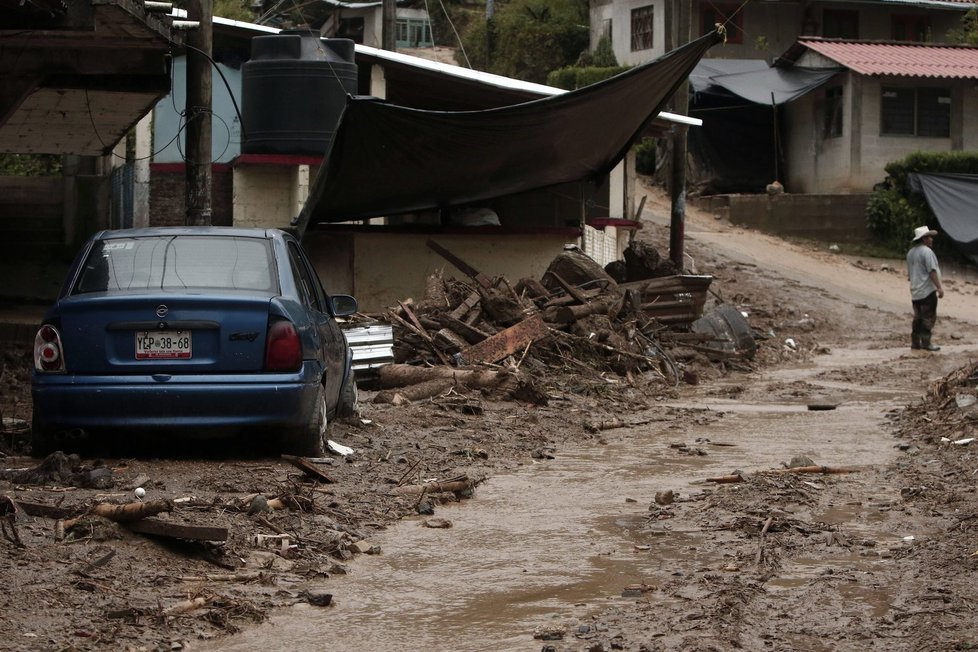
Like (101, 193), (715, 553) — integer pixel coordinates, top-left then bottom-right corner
(799, 40), (978, 78)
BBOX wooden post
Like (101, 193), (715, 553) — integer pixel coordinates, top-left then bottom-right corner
(185, 0), (213, 226)
(382, 0), (397, 51)
(668, 0), (690, 270)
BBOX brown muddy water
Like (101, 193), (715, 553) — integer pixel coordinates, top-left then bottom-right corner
(205, 347), (918, 652)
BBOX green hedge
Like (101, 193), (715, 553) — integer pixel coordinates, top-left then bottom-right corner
(546, 65), (630, 90)
(866, 151), (978, 259)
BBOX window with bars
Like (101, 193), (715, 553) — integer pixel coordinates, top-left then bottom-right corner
(630, 5), (654, 51)
(701, 3), (743, 44)
(823, 86), (843, 138)
(880, 86), (950, 137)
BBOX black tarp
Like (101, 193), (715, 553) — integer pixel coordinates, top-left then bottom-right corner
(909, 173), (978, 262)
(686, 59), (840, 194)
(691, 61), (839, 105)
(296, 30), (722, 230)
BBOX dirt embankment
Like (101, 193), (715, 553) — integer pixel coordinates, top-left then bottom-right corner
(1, 189), (978, 651)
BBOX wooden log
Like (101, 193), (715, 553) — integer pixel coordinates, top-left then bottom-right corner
(774, 465), (858, 475)
(377, 364), (509, 389)
(125, 518), (228, 542)
(546, 300), (614, 325)
(374, 379), (456, 404)
(706, 474), (745, 484)
(459, 314), (550, 364)
(92, 499), (172, 523)
(163, 597), (209, 617)
(175, 571), (266, 582)
(394, 479), (476, 495)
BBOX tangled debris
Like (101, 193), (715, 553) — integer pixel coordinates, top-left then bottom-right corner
(368, 240), (757, 404)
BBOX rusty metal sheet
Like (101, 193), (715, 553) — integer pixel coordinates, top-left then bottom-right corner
(459, 313), (549, 365)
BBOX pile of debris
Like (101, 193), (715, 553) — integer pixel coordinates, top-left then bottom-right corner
(364, 240), (757, 404)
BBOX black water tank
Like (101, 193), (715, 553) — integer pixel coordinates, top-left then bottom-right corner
(241, 30), (357, 156)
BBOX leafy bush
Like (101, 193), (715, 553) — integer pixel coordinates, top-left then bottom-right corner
(634, 138), (657, 176)
(546, 65), (630, 89)
(866, 150), (978, 259)
(0, 154), (61, 176)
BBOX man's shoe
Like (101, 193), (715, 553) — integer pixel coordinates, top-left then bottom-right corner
(924, 344), (941, 352)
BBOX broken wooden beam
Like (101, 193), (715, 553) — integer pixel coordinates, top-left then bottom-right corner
(426, 240), (492, 288)
(458, 314), (550, 364)
(125, 517), (229, 542)
(281, 455), (337, 484)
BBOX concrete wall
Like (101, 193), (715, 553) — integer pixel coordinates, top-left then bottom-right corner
(231, 161), (319, 229)
(594, 0), (667, 66)
(693, 193), (872, 243)
(786, 70), (977, 194)
(303, 228), (581, 312)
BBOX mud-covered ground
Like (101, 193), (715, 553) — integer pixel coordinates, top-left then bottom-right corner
(2, 191), (978, 651)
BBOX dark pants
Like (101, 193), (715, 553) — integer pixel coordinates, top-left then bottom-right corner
(911, 291), (938, 348)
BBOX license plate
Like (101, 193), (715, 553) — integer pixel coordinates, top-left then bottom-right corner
(135, 331), (192, 360)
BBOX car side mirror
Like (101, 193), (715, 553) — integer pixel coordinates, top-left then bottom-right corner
(331, 294), (358, 317)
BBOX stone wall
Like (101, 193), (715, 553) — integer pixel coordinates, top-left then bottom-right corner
(148, 164), (234, 227)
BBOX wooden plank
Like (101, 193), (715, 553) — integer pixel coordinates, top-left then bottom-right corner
(426, 240), (492, 289)
(459, 314), (549, 364)
(545, 272), (590, 305)
(281, 454), (337, 484)
(14, 500), (75, 520)
(125, 517), (228, 542)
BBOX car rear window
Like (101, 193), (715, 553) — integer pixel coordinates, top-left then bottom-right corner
(73, 235), (277, 294)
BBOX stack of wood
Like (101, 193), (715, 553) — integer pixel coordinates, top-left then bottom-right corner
(370, 240), (720, 402)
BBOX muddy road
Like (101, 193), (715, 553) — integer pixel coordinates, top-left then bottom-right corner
(2, 191), (978, 651)
(207, 343), (952, 651)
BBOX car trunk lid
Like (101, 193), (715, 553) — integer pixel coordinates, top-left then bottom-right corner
(54, 293), (275, 374)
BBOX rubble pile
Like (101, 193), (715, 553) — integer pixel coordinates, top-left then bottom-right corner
(368, 240), (757, 403)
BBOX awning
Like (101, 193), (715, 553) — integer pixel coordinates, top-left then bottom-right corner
(296, 29), (722, 230)
(691, 59), (840, 105)
(909, 173), (978, 261)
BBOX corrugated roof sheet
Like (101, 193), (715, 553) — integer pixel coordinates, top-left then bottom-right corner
(800, 40), (978, 78)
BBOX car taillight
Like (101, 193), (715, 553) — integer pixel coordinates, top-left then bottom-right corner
(264, 319), (302, 372)
(34, 324), (66, 373)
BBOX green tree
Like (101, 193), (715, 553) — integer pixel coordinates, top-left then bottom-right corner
(213, 0), (253, 22)
(947, 8), (978, 45)
(461, 0), (589, 83)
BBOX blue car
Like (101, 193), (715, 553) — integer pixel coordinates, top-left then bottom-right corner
(31, 227), (358, 457)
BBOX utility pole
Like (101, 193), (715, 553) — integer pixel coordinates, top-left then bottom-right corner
(486, 0), (495, 70)
(185, 0), (213, 226)
(382, 0), (396, 50)
(668, 0), (690, 270)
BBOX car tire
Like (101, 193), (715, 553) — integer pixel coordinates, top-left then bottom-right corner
(30, 405), (58, 458)
(282, 384), (327, 457)
(336, 374), (358, 419)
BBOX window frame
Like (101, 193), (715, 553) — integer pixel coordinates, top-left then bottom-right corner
(630, 5), (654, 52)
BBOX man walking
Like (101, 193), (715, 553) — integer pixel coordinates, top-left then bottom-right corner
(907, 225), (944, 352)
